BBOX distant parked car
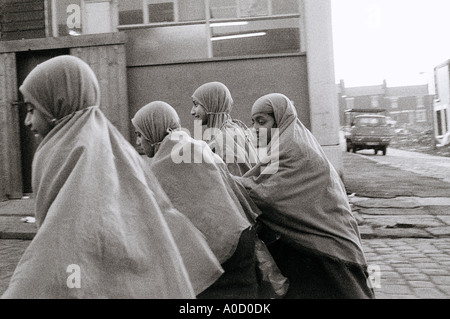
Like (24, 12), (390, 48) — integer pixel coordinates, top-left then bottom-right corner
(346, 114), (394, 155)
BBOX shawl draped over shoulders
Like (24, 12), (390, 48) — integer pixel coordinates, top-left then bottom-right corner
(2, 56), (221, 299)
(236, 93), (368, 267)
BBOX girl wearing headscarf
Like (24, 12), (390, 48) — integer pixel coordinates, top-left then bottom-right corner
(234, 93), (375, 299)
(191, 82), (259, 176)
(132, 101), (264, 299)
(1, 55), (223, 299)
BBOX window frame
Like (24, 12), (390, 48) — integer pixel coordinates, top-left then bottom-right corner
(415, 109), (426, 122)
(50, 0), (118, 37)
(142, 0), (179, 24)
(390, 97), (398, 109)
(48, 0), (304, 62)
(117, 0), (301, 27)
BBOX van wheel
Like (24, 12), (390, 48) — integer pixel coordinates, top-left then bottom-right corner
(346, 140), (351, 152)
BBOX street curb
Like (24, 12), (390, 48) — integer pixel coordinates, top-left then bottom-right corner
(0, 231), (35, 240)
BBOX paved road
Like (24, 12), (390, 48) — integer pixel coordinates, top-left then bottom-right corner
(354, 147), (450, 183)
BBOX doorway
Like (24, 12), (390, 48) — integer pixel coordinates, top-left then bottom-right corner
(15, 49), (70, 194)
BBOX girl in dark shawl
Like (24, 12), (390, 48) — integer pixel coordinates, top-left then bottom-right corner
(235, 93), (375, 299)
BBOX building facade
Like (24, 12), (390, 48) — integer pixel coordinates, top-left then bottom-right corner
(337, 79), (434, 128)
(432, 59), (450, 146)
(0, 0), (340, 200)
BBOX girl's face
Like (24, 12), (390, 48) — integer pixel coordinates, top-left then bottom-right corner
(251, 112), (277, 147)
(135, 130), (155, 158)
(24, 102), (52, 138)
(190, 99), (208, 125)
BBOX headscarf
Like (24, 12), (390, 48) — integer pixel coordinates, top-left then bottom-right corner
(132, 101), (259, 263)
(2, 56), (218, 298)
(132, 101), (181, 151)
(19, 55), (100, 124)
(236, 93), (368, 266)
(192, 81), (233, 129)
(192, 82), (259, 176)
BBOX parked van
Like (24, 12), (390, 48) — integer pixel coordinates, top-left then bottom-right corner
(344, 109), (393, 155)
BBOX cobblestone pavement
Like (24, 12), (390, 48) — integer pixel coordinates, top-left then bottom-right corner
(0, 240), (30, 296)
(2, 238), (450, 298)
(363, 238), (450, 299)
(344, 148), (450, 299)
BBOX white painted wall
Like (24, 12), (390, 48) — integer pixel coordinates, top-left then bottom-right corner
(303, 0), (343, 176)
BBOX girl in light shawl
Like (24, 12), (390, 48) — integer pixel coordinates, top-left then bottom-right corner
(234, 93), (375, 299)
(2, 55), (222, 299)
(191, 82), (259, 176)
(132, 101), (262, 299)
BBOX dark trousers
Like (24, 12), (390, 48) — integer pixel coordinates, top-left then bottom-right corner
(267, 240), (376, 299)
(197, 227), (259, 299)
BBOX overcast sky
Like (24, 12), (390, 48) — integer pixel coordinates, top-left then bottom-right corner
(331, 0), (450, 88)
